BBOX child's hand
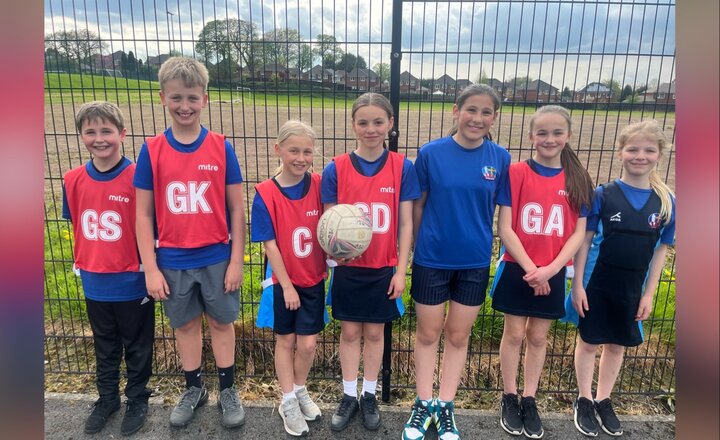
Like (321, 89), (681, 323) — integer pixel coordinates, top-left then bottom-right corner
(387, 272), (406, 300)
(635, 294), (653, 321)
(283, 286), (301, 311)
(571, 285), (589, 318)
(224, 261), (243, 293)
(145, 269), (170, 301)
(531, 281), (551, 296)
(334, 255), (360, 265)
(523, 266), (555, 287)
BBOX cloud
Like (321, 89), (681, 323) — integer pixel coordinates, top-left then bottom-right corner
(44, 0), (675, 88)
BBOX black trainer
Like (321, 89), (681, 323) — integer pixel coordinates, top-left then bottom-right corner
(84, 397), (121, 434)
(359, 391), (381, 430)
(330, 393), (359, 432)
(520, 396), (544, 439)
(120, 399), (149, 436)
(500, 393), (523, 436)
(594, 398), (623, 436)
(573, 397), (599, 437)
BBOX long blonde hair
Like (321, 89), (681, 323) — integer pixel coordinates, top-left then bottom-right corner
(616, 120), (674, 222)
(273, 120), (317, 176)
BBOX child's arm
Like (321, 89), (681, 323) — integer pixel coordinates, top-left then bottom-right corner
(225, 183), (246, 293)
(136, 188), (169, 300)
(635, 243), (669, 321)
(523, 217), (588, 292)
(571, 231), (595, 317)
(412, 192), (427, 242)
(388, 200), (413, 299)
(497, 205), (549, 295)
(263, 239), (300, 310)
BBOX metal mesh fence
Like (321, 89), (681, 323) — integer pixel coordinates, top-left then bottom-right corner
(44, 0), (676, 399)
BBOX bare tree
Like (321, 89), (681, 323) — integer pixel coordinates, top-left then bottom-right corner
(44, 29), (107, 65)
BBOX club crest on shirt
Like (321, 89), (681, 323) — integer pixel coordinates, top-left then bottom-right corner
(648, 212), (662, 229)
(481, 165), (497, 180)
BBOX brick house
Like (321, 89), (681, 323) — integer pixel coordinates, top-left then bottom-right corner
(576, 82), (613, 103)
(506, 79), (560, 102)
(346, 68), (380, 91)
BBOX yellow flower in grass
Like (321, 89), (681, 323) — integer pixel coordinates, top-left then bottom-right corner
(62, 229), (72, 241)
(244, 254), (251, 263)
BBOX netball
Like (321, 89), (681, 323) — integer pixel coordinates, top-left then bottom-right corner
(316, 204), (373, 260)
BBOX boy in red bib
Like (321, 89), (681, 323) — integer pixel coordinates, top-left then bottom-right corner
(134, 57), (246, 429)
(62, 101), (154, 436)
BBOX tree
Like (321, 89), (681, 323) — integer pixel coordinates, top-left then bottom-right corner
(601, 78), (621, 100)
(196, 18), (259, 77)
(44, 29), (107, 66)
(475, 69), (490, 84)
(313, 34), (343, 69)
(260, 28), (304, 67)
(620, 84), (633, 102)
(373, 62), (390, 83)
(335, 53), (366, 71)
(297, 44), (314, 72)
(506, 76), (533, 88)
(562, 86), (572, 100)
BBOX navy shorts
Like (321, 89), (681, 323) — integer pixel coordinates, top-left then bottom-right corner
(491, 261), (567, 319)
(273, 281), (326, 335)
(330, 266), (400, 323)
(410, 263), (490, 307)
(160, 260), (240, 329)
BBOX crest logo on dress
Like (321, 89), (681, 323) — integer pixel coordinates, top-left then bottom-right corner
(482, 166), (497, 180)
(648, 212), (662, 229)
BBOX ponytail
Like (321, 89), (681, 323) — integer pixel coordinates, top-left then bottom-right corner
(649, 171), (674, 222)
(560, 144), (594, 213)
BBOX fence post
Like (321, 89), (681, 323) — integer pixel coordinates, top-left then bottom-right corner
(381, 0), (404, 405)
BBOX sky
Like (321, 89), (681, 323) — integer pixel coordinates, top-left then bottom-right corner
(44, 0), (676, 90)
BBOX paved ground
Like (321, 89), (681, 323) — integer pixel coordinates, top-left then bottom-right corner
(45, 392), (674, 439)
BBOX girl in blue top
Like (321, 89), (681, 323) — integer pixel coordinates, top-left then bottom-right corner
(403, 84), (511, 440)
(569, 121), (676, 437)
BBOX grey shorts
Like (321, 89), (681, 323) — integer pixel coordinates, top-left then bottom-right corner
(160, 260), (240, 329)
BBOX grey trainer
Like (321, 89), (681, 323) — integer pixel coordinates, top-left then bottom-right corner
(218, 387), (245, 428)
(280, 397), (310, 437)
(295, 387), (322, 421)
(170, 386), (208, 427)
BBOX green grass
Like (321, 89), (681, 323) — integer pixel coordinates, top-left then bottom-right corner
(44, 73), (674, 119)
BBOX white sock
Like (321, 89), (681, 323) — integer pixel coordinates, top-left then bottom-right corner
(282, 391), (295, 404)
(361, 378), (377, 396)
(343, 379), (358, 398)
(293, 384), (305, 394)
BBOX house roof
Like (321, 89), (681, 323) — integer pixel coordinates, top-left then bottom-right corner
(259, 63), (288, 72)
(509, 79), (558, 92)
(578, 82), (611, 93)
(434, 74), (455, 84)
(657, 80), (676, 94)
(308, 65), (334, 76)
(348, 68), (379, 79)
(400, 71), (419, 82)
(483, 78), (504, 88)
(456, 79), (473, 89)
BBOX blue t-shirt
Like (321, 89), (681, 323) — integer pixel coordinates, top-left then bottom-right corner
(587, 179), (675, 245)
(62, 157), (148, 301)
(413, 136), (511, 269)
(251, 177), (308, 242)
(320, 149), (421, 203)
(133, 126), (244, 270)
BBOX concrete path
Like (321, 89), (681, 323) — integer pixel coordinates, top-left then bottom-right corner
(45, 393), (675, 439)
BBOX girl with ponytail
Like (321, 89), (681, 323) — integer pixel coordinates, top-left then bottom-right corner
(489, 105), (593, 438)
